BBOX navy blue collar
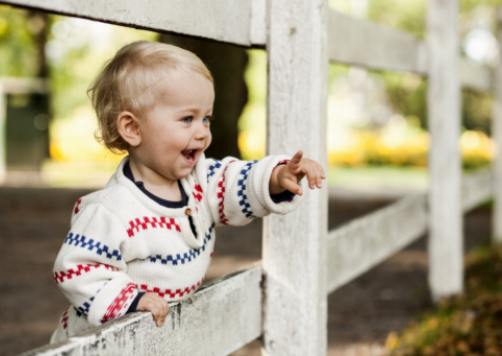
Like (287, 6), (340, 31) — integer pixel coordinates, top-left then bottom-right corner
(123, 161), (188, 208)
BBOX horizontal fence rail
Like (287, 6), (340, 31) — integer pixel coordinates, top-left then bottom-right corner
(328, 10), (494, 93)
(0, 0), (267, 46)
(22, 267), (262, 356)
(326, 166), (494, 294)
(460, 58), (493, 92)
(326, 195), (428, 293)
(328, 10), (427, 73)
(462, 168), (493, 212)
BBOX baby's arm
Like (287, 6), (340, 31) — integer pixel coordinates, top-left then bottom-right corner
(203, 153), (316, 226)
(269, 150), (325, 196)
(54, 201), (156, 326)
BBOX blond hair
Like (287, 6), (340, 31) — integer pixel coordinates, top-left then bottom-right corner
(88, 40), (213, 152)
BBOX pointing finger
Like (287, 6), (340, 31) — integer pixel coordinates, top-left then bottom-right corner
(290, 151), (303, 165)
(281, 177), (303, 195)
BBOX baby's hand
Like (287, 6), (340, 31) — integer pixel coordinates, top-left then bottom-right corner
(270, 150), (325, 196)
(137, 292), (169, 327)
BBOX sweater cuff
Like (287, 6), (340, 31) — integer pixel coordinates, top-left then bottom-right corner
(270, 190), (295, 203)
(250, 155), (303, 216)
(126, 292), (145, 314)
(87, 275), (138, 325)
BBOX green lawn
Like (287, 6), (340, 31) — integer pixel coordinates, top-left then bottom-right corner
(328, 165), (428, 191)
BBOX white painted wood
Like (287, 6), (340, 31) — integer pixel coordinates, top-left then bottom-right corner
(460, 58), (494, 92)
(0, 77), (48, 94)
(327, 195), (428, 293)
(21, 267), (262, 356)
(328, 9), (427, 73)
(427, 0), (463, 300)
(264, 0), (328, 355)
(462, 168), (493, 212)
(0, 0), (256, 46)
(250, 0), (266, 46)
(493, 8), (502, 245)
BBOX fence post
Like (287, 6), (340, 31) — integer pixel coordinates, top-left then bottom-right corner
(426, 0), (463, 299)
(263, 0), (328, 355)
(492, 7), (502, 245)
(0, 84), (5, 182)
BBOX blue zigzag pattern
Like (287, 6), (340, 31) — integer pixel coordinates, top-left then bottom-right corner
(207, 160), (223, 183)
(64, 233), (122, 261)
(147, 224), (215, 266)
(237, 161), (258, 218)
(74, 296), (94, 317)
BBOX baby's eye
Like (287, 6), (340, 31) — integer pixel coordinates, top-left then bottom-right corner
(203, 115), (213, 125)
(181, 116), (194, 124)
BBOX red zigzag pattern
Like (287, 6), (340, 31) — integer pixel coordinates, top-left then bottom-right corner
(217, 161), (235, 225)
(193, 184), (203, 202)
(127, 216), (181, 238)
(101, 283), (137, 323)
(138, 279), (203, 300)
(54, 263), (118, 284)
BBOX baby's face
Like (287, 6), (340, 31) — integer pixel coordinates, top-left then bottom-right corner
(134, 69), (214, 182)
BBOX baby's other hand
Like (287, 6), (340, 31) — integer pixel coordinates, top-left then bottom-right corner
(270, 150), (325, 196)
(137, 292), (169, 327)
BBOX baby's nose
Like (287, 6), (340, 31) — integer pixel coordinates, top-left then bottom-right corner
(194, 123), (210, 139)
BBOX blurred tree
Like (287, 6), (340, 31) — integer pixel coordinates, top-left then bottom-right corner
(363, 0), (502, 133)
(159, 33), (247, 159)
(0, 5), (38, 76)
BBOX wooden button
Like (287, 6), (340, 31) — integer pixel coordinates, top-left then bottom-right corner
(185, 208), (192, 216)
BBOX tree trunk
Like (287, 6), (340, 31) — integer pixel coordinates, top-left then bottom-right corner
(158, 33), (248, 159)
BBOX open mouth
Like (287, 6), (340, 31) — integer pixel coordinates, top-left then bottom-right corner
(182, 149), (198, 164)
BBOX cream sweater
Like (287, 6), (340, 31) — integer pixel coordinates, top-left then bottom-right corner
(51, 155), (301, 341)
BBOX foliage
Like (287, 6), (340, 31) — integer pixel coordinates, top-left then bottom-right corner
(386, 245), (502, 356)
(366, 1), (496, 134)
(367, 0), (426, 39)
(47, 17), (158, 120)
(0, 5), (39, 76)
(326, 122), (493, 169)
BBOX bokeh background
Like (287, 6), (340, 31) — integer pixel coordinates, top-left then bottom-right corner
(0, 0), (499, 191)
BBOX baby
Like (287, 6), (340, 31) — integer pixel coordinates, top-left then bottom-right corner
(51, 40), (324, 342)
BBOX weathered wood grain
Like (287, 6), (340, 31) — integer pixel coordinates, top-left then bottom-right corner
(427, 0), (463, 300)
(328, 9), (427, 73)
(326, 195), (428, 293)
(21, 267), (262, 356)
(264, 0), (328, 354)
(493, 8), (502, 245)
(462, 168), (493, 212)
(0, 0), (255, 46)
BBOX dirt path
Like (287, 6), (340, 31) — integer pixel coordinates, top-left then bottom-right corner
(0, 187), (490, 355)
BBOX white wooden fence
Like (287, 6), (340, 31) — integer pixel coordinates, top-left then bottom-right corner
(0, 0), (499, 355)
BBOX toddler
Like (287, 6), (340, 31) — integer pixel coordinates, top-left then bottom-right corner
(51, 40), (324, 342)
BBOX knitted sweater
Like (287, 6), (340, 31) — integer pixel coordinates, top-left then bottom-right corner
(51, 154), (302, 341)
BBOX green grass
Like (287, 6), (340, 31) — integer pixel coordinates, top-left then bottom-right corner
(328, 165), (428, 191)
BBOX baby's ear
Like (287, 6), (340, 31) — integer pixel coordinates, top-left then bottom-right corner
(117, 111), (141, 147)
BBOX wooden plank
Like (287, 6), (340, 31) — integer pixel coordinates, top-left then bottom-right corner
(460, 58), (493, 92)
(462, 168), (493, 212)
(250, 0), (266, 46)
(0, 0), (255, 46)
(493, 8), (502, 245)
(264, 0), (328, 354)
(21, 267), (262, 356)
(328, 9), (427, 73)
(326, 195), (427, 293)
(0, 77), (48, 94)
(0, 85), (5, 183)
(427, 0), (463, 300)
